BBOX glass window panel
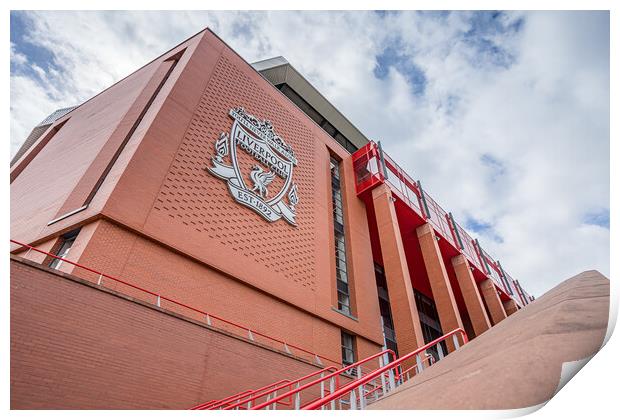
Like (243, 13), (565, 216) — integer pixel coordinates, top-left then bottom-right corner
(280, 84), (323, 124)
(334, 133), (348, 150)
(341, 331), (356, 365)
(321, 120), (337, 137)
(49, 232), (78, 270)
(331, 157), (351, 315)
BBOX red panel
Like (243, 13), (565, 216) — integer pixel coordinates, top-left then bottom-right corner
(352, 142), (384, 195)
(363, 199), (384, 267)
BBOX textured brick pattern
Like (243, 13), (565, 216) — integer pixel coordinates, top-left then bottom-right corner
(9, 49), (164, 248)
(154, 55), (317, 291)
(417, 223), (465, 348)
(503, 298), (519, 316)
(371, 185), (424, 358)
(11, 30), (384, 377)
(451, 254), (491, 337)
(74, 219), (346, 364)
(54, 59), (177, 219)
(10, 257), (327, 409)
(480, 278), (508, 325)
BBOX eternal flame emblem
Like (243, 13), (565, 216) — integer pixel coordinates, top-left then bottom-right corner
(207, 107), (299, 226)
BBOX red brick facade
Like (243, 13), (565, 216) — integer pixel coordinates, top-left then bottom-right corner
(10, 29), (384, 363)
(10, 256), (340, 409)
(10, 28), (527, 409)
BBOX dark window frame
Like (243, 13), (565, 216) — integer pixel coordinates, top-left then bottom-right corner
(276, 83), (359, 153)
(331, 157), (352, 316)
(341, 331), (356, 366)
(375, 264), (399, 356)
(48, 229), (80, 270)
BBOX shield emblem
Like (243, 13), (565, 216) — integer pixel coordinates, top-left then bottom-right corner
(207, 107), (299, 226)
(230, 120), (294, 205)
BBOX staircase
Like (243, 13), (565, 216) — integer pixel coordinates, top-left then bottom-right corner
(190, 328), (468, 410)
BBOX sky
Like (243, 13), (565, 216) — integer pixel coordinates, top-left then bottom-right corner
(9, 10), (610, 297)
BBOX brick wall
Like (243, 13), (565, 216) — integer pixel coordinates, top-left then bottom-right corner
(97, 30), (384, 346)
(10, 256), (336, 409)
(70, 219), (356, 365)
(10, 28), (385, 363)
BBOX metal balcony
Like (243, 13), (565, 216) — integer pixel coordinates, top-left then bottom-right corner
(352, 141), (532, 307)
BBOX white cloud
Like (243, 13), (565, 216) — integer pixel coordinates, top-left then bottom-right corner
(10, 11), (609, 297)
(10, 42), (27, 66)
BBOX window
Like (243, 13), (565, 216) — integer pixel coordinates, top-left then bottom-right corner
(331, 157), (351, 315)
(279, 84), (323, 125)
(341, 331), (356, 366)
(334, 133), (356, 154)
(375, 264), (398, 356)
(276, 83), (359, 153)
(321, 120), (337, 137)
(414, 290), (448, 360)
(49, 230), (79, 269)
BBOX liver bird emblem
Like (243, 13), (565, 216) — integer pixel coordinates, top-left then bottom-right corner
(250, 165), (276, 198)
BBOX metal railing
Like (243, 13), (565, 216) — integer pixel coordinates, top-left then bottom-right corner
(383, 152), (425, 217)
(302, 328), (468, 410)
(454, 220), (485, 273)
(200, 329), (465, 411)
(422, 189), (459, 250)
(480, 248), (516, 300)
(351, 141), (531, 306)
(248, 349), (397, 410)
(192, 377), (297, 410)
(10, 239), (342, 367)
(397, 353), (435, 381)
(215, 368), (335, 410)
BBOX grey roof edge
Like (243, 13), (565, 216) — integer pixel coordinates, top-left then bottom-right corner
(37, 106), (78, 126)
(252, 57), (371, 150)
(252, 56), (289, 72)
(11, 106), (78, 166)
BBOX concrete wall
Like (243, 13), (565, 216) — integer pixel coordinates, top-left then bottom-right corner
(369, 270), (609, 409)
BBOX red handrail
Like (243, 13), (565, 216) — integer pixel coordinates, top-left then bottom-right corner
(191, 399), (217, 410)
(191, 390), (255, 410)
(302, 328), (468, 410)
(10, 239), (342, 366)
(396, 353), (434, 382)
(221, 366), (338, 410)
(250, 348), (396, 410)
(195, 379), (291, 410)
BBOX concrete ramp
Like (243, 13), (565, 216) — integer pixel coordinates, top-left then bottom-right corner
(369, 270), (609, 409)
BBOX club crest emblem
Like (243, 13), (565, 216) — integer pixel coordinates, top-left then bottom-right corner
(207, 107), (299, 226)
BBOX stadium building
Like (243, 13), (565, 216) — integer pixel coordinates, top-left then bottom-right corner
(10, 28), (534, 409)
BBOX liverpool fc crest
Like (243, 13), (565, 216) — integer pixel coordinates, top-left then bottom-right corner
(207, 107), (299, 226)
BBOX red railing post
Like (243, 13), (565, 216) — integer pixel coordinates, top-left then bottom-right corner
(9, 239), (343, 369)
(249, 349), (396, 410)
(302, 328), (468, 410)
